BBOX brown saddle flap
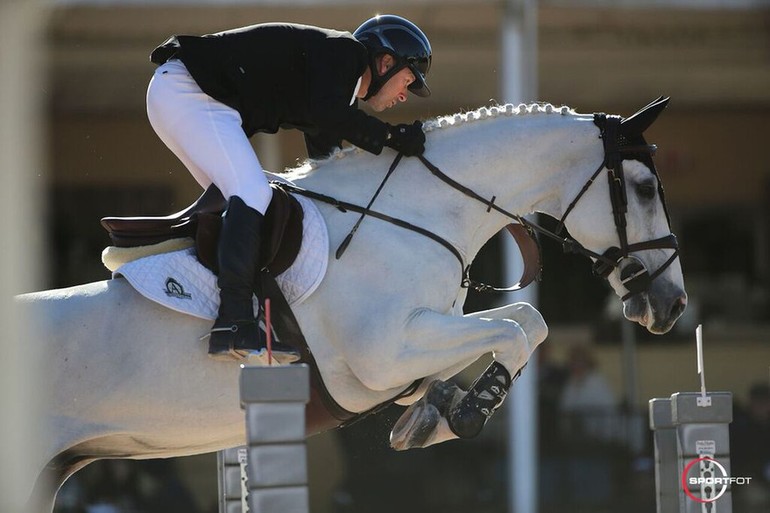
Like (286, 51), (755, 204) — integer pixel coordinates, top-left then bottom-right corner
(101, 184), (304, 276)
(195, 186), (303, 276)
(100, 185), (227, 245)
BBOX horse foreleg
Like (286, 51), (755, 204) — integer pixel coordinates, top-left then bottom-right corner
(463, 301), (549, 341)
(390, 363), (523, 451)
(390, 302), (547, 450)
(390, 379), (464, 450)
(403, 302), (546, 381)
(390, 301), (547, 404)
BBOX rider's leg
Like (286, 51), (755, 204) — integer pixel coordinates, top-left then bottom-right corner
(208, 195), (268, 360)
(146, 59), (299, 363)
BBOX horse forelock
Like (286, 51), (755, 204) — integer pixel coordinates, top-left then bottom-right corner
(280, 102), (578, 179)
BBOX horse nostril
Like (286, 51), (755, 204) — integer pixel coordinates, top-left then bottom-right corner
(669, 294), (687, 320)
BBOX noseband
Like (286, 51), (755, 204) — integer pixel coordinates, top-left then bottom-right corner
(417, 113), (680, 301)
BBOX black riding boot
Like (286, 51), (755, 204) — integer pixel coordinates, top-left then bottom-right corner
(208, 196), (300, 364)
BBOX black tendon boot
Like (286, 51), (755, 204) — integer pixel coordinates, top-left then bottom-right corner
(208, 196), (300, 364)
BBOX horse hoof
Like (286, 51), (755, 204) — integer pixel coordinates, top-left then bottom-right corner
(390, 400), (440, 451)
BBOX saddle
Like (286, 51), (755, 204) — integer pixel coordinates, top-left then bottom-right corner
(100, 184), (304, 276)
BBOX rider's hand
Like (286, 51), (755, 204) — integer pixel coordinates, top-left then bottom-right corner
(385, 121), (426, 157)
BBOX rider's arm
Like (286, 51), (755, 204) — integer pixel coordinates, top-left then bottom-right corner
(305, 38), (391, 156)
(309, 102), (390, 156)
(304, 132), (340, 160)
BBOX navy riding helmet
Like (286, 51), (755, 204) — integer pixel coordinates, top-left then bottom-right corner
(353, 14), (432, 100)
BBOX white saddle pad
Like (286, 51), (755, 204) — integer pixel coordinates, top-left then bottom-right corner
(114, 194), (328, 321)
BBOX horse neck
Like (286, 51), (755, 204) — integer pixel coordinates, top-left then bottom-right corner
(420, 111), (603, 260)
(291, 110), (602, 263)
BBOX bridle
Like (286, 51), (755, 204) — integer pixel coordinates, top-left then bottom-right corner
(415, 113), (679, 301)
(555, 113), (680, 300)
(280, 113), (680, 300)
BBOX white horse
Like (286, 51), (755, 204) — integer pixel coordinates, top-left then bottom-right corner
(18, 98), (686, 512)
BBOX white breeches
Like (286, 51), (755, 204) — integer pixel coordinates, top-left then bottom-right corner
(146, 59), (273, 215)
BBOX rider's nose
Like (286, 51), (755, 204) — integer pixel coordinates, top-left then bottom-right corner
(398, 92), (407, 103)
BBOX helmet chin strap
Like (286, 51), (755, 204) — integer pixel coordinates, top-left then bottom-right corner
(362, 52), (404, 101)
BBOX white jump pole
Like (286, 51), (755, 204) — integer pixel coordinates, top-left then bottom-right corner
(501, 1), (539, 513)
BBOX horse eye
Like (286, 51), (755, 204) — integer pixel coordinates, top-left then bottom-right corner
(636, 183), (656, 200)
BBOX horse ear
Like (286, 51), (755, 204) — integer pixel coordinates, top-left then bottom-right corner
(620, 96), (670, 136)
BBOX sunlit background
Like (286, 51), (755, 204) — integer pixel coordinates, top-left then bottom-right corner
(2, 1), (768, 512)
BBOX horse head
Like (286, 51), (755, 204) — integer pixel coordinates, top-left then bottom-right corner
(559, 97), (686, 334)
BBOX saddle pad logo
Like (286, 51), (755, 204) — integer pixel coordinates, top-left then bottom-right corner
(164, 277), (192, 300)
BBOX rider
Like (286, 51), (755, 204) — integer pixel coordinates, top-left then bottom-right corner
(147, 15), (432, 362)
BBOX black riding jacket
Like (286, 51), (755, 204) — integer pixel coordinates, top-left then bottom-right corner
(150, 23), (389, 158)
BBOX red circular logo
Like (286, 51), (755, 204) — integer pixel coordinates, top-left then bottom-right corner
(681, 456), (728, 503)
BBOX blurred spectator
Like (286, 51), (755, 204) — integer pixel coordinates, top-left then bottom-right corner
(559, 343), (618, 443)
(537, 344), (568, 509)
(731, 382), (770, 509)
(554, 344), (619, 506)
(537, 344), (568, 454)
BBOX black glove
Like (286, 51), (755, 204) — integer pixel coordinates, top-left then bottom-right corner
(385, 121), (426, 157)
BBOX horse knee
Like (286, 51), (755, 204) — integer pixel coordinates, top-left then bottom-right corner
(490, 318), (540, 375)
(507, 303), (548, 349)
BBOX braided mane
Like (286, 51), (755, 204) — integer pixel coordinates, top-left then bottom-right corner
(423, 102), (574, 132)
(282, 102), (575, 178)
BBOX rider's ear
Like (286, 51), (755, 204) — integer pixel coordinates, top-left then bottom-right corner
(379, 53), (396, 74)
(620, 96), (670, 136)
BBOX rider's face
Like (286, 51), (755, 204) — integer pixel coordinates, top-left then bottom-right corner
(365, 55), (416, 112)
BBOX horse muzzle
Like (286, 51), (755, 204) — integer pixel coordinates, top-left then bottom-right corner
(623, 281), (687, 334)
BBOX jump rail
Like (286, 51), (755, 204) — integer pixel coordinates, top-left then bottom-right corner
(218, 364), (310, 513)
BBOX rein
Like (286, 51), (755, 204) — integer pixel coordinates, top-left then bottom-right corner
(283, 113), (679, 298)
(274, 161), (538, 293)
(418, 114), (679, 300)
(274, 179), (469, 281)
